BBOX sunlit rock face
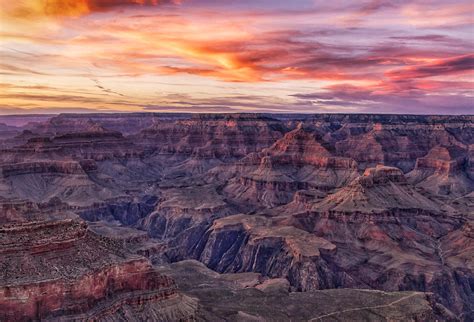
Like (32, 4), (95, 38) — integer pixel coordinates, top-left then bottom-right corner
(0, 220), (196, 321)
(0, 113), (473, 320)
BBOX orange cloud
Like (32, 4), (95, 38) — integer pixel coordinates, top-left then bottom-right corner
(1, 0), (181, 18)
(1, 0), (472, 114)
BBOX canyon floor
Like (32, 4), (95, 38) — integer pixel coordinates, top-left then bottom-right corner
(0, 113), (472, 321)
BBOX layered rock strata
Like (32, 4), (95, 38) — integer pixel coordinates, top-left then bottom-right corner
(0, 113), (472, 320)
(0, 219), (196, 321)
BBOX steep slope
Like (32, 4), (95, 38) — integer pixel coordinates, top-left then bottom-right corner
(0, 160), (117, 206)
(162, 165), (471, 316)
(165, 214), (342, 291)
(0, 219), (196, 321)
(0, 113), (472, 320)
(292, 166), (472, 316)
(134, 114), (287, 178)
(315, 165), (442, 213)
(407, 146), (473, 196)
(158, 260), (454, 321)
(224, 125), (358, 207)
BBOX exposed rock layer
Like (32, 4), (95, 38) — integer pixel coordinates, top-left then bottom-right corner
(0, 219), (195, 321)
(0, 113), (472, 320)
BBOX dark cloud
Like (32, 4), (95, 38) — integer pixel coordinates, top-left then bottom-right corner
(90, 78), (125, 97)
(292, 83), (474, 115)
(387, 54), (474, 79)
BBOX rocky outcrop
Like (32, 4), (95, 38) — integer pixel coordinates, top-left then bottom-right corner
(134, 114), (286, 177)
(314, 165), (443, 213)
(408, 146), (473, 196)
(137, 114), (285, 158)
(166, 214), (342, 291)
(275, 167), (471, 316)
(0, 159), (116, 206)
(0, 219), (196, 321)
(318, 115), (474, 171)
(1, 113), (473, 320)
(140, 185), (235, 239)
(158, 260), (455, 321)
(0, 160), (97, 177)
(224, 126), (359, 207)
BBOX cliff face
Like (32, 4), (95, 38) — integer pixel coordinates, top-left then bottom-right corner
(0, 219), (196, 321)
(0, 113), (472, 320)
(223, 126), (359, 207)
(165, 214), (343, 291)
(158, 260), (455, 321)
(407, 146), (473, 196)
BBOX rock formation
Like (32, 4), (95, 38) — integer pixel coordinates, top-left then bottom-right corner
(224, 125), (358, 207)
(158, 260), (455, 321)
(0, 113), (472, 320)
(0, 219), (196, 321)
(408, 146), (473, 196)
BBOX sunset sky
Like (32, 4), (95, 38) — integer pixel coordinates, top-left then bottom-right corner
(0, 0), (473, 114)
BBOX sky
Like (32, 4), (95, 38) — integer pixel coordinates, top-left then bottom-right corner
(0, 0), (473, 114)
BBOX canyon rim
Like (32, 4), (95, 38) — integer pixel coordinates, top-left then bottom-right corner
(1, 0), (473, 321)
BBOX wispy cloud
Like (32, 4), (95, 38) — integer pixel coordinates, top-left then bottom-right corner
(90, 77), (125, 97)
(0, 0), (472, 114)
(386, 54), (474, 79)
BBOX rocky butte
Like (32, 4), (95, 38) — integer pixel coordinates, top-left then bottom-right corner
(0, 113), (472, 321)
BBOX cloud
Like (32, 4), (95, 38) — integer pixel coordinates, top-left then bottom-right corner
(90, 78), (125, 97)
(292, 81), (474, 115)
(1, 0), (182, 19)
(386, 54), (474, 80)
(0, 106), (112, 115)
(342, 0), (398, 24)
(0, 63), (48, 76)
(1, 0), (472, 114)
(400, 2), (473, 27)
(0, 93), (116, 104)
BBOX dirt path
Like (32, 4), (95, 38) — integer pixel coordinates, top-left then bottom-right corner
(435, 238), (445, 266)
(309, 293), (420, 321)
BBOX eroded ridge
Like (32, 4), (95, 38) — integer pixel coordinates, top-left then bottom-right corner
(0, 219), (196, 321)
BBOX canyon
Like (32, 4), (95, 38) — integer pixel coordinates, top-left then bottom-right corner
(0, 113), (472, 321)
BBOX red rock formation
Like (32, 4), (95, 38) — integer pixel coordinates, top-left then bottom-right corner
(166, 214), (342, 291)
(408, 146), (472, 196)
(224, 126), (358, 207)
(27, 115), (110, 135)
(0, 219), (195, 321)
(135, 114), (286, 177)
(1, 160), (96, 177)
(0, 113), (472, 319)
(320, 116), (473, 171)
(313, 165), (442, 213)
